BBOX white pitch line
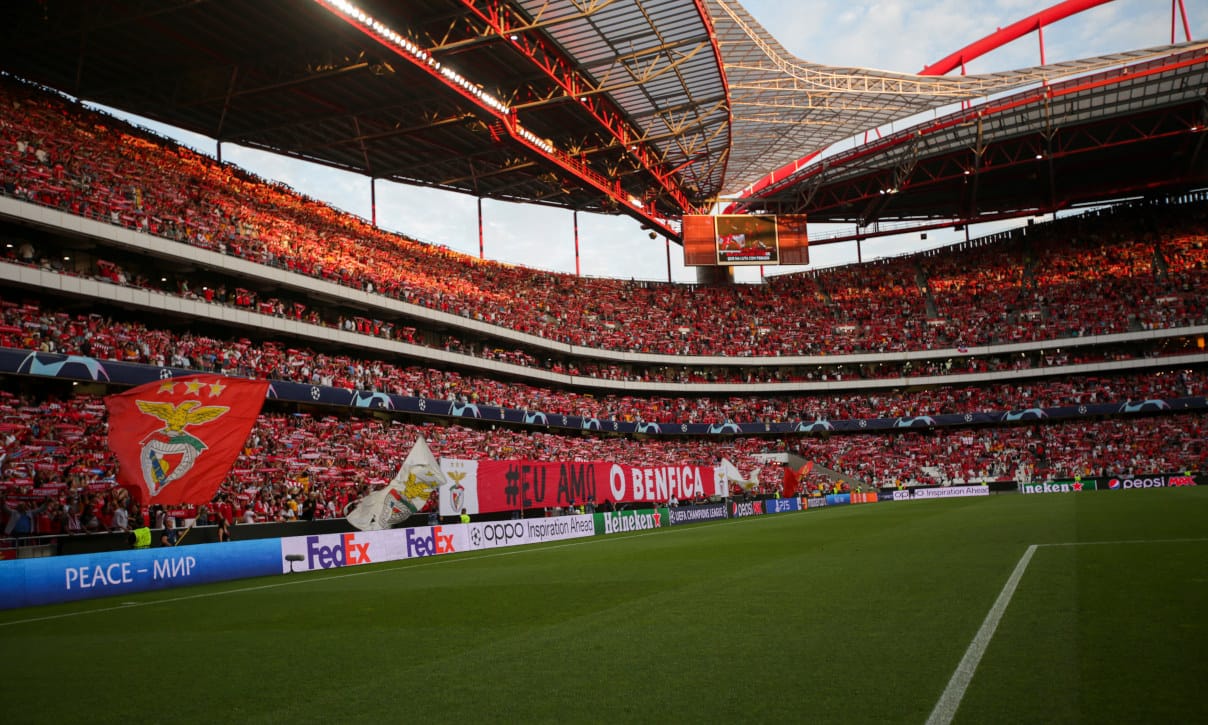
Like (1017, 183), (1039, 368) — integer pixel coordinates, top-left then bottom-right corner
(925, 544), (1037, 725)
(924, 536), (1208, 723)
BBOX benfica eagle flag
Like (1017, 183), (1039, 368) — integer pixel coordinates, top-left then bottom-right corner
(782, 461), (813, 498)
(346, 435), (446, 531)
(106, 375), (268, 505)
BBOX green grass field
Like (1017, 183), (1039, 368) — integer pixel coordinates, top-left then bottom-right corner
(2, 489), (1206, 724)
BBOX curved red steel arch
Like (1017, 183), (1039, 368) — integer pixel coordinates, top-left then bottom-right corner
(921, 0), (1114, 75)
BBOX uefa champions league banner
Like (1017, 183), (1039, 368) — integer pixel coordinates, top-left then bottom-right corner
(10, 348), (1208, 438)
(0, 539), (281, 609)
(438, 459), (723, 516)
(667, 503), (728, 525)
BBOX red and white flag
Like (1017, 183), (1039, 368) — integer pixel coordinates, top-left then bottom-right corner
(782, 461), (814, 498)
(106, 375), (268, 505)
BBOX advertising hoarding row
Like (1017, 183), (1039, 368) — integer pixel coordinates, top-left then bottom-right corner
(1020, 474), (1196, 493)
(906, 485), (990, 500)
(18, 472), (1201, 609)
(280, 516), (599, 574)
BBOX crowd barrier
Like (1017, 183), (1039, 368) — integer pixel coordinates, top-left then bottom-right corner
(2, 477), (1201, 609)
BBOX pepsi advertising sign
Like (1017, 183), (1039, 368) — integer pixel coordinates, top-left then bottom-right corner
(1106, 475), (1197, 490)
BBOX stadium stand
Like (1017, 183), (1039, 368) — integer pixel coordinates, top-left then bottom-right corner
(2, 77), (1206, 359)
(0, 292), (1203, 425)
(2, 77), (1207, 547)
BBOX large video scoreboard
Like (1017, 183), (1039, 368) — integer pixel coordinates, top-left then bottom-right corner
(682, 214), (808, 267)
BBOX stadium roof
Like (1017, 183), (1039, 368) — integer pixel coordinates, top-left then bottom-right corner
(730, 47), (1208, 230)
(710, 0), (1208, 197)
(0, 0), (1203, 238)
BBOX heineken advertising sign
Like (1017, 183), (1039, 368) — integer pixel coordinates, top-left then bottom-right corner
(594, 508), (668, 535)
(1020, 480), (1096, 494)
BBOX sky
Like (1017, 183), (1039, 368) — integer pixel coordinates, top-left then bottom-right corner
(101, 0), (1195, 283)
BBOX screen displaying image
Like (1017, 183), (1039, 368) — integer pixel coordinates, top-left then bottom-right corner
(681, 214), (807, 267)
(714, 215), (778, 265)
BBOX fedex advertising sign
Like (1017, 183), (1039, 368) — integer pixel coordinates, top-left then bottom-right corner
(307, 533), (372, 569)
(280, 529), (408, 573)
(405, 525), (458, 558)
(280, 527), (469, 572)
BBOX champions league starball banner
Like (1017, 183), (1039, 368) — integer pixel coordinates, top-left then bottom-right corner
(5, 348), (1208, 438)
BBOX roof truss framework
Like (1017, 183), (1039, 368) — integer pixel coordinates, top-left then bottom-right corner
(507, 0), (731, 211)
(709, 0), (1208, 197)
(737, 50), (1208, 229)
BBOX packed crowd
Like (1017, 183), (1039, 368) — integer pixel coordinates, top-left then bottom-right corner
(3, 77), (1208, 543)
(2, 387), (1204, 538)
(1, 294), (1203, 427)
(11, 245), (1198, 391)
(2, 77), (1207, 361)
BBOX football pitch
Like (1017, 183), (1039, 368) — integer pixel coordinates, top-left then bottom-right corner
(1, 488), (1205, 724)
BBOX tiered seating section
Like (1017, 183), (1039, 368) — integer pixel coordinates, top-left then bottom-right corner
(2, 390), (1204, 533)
(1, 77), (1206, 538)
(2, 77), (1205, 359)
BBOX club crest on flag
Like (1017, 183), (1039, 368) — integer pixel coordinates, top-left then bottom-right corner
(135, 400), (230, 496)
(447, 471), (467, 512)
(438, 458), (479, 517)
(381, 487), (414, 527)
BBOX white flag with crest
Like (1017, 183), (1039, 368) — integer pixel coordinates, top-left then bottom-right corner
(438, 458), (479, 516)
(346, 435), (447, 530)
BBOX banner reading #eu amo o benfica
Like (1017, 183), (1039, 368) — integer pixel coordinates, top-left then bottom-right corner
(440, 459), (722, 515)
